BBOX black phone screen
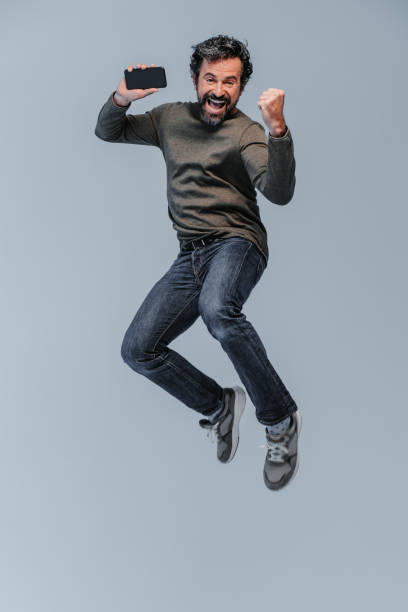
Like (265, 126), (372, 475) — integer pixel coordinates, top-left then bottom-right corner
(124, 66), (167, 90)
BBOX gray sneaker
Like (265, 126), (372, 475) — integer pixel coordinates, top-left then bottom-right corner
(199, 386), (246, 463)
(262, 410), (302, 490)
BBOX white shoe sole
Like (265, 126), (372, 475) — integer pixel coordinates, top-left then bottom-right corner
(225, 385), (246, 463)
(288, 410), (302, 486)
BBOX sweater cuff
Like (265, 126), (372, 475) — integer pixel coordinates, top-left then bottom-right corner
(269, 126), (290, 140)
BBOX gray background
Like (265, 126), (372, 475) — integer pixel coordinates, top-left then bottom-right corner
(1, 0), (407, 610)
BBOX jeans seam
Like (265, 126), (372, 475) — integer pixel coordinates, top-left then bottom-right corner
(152, 289), (201, 354)
(156, 338), (221, 404)
(256, 252), (267, 282)
(153, 288), (222, 399)
(256, 255), (262, 280)
(229, 242), (253, 302)
(236, 300), (296, 423)
(157, 349), (219, 401)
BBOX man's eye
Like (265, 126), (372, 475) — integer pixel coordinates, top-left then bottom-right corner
(206, 79), (234, 85)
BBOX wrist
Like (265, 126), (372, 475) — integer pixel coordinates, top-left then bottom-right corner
(268, 123), (287, 138)
(113, 91), (130, 107)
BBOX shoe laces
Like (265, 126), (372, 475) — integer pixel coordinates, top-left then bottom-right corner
(259, 434), (290, 463)
(200, 419), (221, 444)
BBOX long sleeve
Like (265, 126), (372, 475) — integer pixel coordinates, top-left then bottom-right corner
(94, 91), (161, 147)
(239, 122), (296, 205)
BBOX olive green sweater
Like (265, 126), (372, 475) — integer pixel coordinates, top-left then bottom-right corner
(94, 91), (296, 262)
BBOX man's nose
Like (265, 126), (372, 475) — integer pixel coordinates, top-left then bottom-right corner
(213, 82), (226, 98)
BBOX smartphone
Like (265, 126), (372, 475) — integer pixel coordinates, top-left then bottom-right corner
(124, 66), (167, 90)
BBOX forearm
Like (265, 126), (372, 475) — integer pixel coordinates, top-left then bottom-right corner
(258, 129), (296, 205)
(94, 92), (131, 141)
(94, 91), (160, 146)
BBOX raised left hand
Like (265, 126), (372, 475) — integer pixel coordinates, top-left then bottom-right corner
(258, 88), (287, 137)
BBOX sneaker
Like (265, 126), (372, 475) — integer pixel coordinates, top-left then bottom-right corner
(199, 386), (246, 463)
(261, 410), (302, 490)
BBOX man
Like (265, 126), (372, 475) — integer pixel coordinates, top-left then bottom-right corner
(94, 34), (301, 490)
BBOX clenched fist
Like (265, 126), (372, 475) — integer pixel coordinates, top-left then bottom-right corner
(258, 88), (287, 138)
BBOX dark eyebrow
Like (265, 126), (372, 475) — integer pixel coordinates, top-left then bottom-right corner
(203, 72), (238, 81)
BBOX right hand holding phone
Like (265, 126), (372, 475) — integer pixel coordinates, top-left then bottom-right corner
(115, 64), (159, 104)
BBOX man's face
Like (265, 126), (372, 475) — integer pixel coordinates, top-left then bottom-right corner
(192, 57), (244, 127)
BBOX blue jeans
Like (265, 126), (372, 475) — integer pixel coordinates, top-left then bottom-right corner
(120, 236), (298, 426)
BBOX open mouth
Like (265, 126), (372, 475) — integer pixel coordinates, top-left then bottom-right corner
(206, 98), (227, 113)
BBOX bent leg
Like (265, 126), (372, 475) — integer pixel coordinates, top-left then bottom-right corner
(121, 252), (224, 416)
(198, 238), (298, 426)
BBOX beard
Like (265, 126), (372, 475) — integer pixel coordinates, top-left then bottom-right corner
(196, 91), (238, 127)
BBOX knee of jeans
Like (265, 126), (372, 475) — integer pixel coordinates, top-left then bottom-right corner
(200, 301), (239, 338)
(120, 333), (154, 368)
(120, 335), (134, 364)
